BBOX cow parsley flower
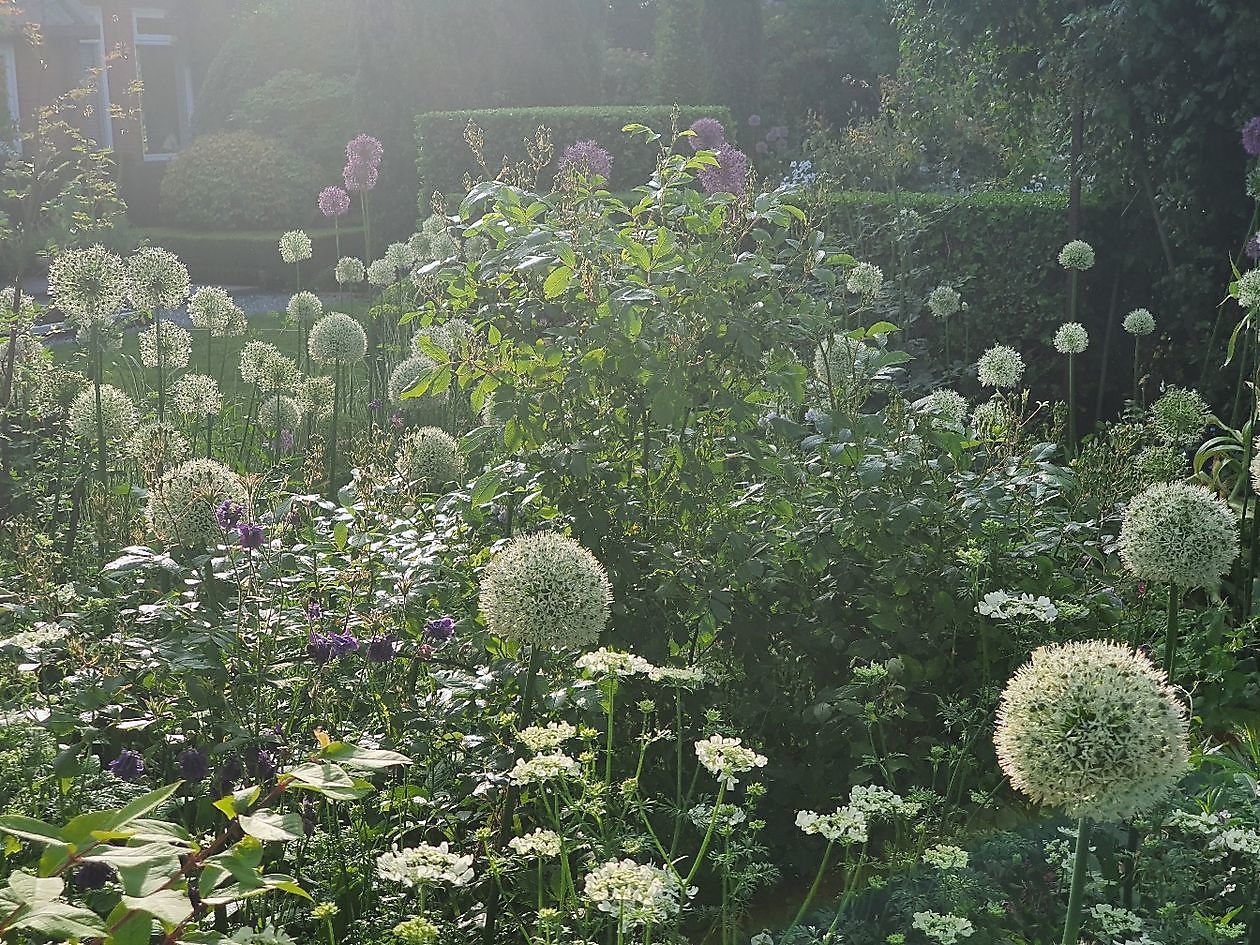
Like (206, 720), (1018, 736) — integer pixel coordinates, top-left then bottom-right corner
(1150, 387), (1210, 446)
(69, 384), (136, 442)
(308, 313), (367, 364)
(287, 291), (323, 327)
(509, 752), (581, 785)
(169, 373), (222, 417)
(518, 721), (579, 754)
(647, 665), (705, 688)
(138, 322), (191, 371)
(1053, 322), (1089, 355)
(845, 262), (884, 302)
(795, 807), (868, 845)
(48, 245), (127, 328)
(583, 859), (685, 931)
(994, 640), (1190, 822)
(922, 844), (969, 870)
(1119, 482), (1239, 589)
(576, 648), (653, 678)
(509, 829), (563, 859)
(1123, 308), (1156, 336)
(977, 344), (1025, 389)
(376, 842), (474, 888)
(912, 911), (975, 945)
(848, 784), (919, 818)
(394, 426), (464, 491)
(694, 735), (768, 790)
(127, 247), (190, 312)
(279, 230), (313, 265)
(928, 285), (962, 319)
(187, 286), (235, 334)
(1058, 240), (1096, 271)
(479, 533), (612, 649)
(976, 590), (1059, 623)
(334, 257), (366, 285)
(147, 458), (248, 548)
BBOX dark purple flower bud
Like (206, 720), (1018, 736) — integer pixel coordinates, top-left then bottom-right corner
(424, 615), (456, 644)
(238, 522), (265, 550)
(1243, 117), (1260, 156)
(688, 117), (726, 152)
(73, 861), (116, 890)
(365, 634), (397, 662)
(301, 797), (318, 836)
(245, 747), (277, 781)
(215, 500), (243, 530)
(369, 398), (382, 411)
(307, 631), (334, 663)
(389, 411), (403, 429)
(109, 749), (144, 782)
(330, 630), (359, 657)
(306, 600), (323, 621)
(178, 747), (209, 782)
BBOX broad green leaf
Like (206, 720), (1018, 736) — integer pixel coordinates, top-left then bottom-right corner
(106, 783), (182, 833)
(84, 843), (183, 897)
(239, 811), (305, 842)
(120, 889), (194, 926)
(10, 900), (106, 938)
(0, 814), (66, 847)
(543, 265), (574, 299)
(469, 470), (502, 508)
(319, 743), (412, 771)
(213, 785), (262, 821)
(6, 870), (63, 907)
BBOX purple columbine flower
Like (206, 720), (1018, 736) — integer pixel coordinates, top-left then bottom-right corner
(178, 747), (209, 782)
(305, 600), (323, 621)
(558, 139), (614, 180)
(73, 861), (116, 890)
(688, 117), (726, 152)
(330, 630), (359, 657)
(1243, 117), (1260, 156)
(1247, 234), (1260, 261)
(699, 144), (750, 196)
(365, 634), (397, 663)
(109, 749), (145, 781)
(216, 753), (242, 796)
(319, 185), (351, 219)
(215, 500), (243, 530)
(346, 133), (384, 168)
(238, 522), (265, 550)
(389, 411), (403, 428)
(343, 159), (378, 194)
(424, 615), (456, 643)
(307, 631), (334, 663)
(245, 747), (277, 781)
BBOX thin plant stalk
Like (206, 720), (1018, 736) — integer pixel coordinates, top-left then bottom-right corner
(1164, 584), (1181, 680)
(1061, 817), (1091, 945)
(1067, 352), (1077, 458)
(784, 839), (835, 936)
(1132, 336), (1141, 407)
(327, 362), (341, 498)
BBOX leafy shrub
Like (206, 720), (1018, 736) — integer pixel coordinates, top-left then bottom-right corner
(159, 131), (322, 230)
(228, 69), (358, 169)
(135, 225), (364, 287)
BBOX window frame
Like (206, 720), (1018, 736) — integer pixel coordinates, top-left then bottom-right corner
(132, 6), (188, 161)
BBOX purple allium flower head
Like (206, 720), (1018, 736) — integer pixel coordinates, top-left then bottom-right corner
(699, 144), (750, 196)
(1243, 117), (1260, 156)
(279, 429), (295, 453)
(237, 522), (265, 550)
(346, 133), (384, 168)
(73, 861), (116, 890)
(330, 629), (359, 657)
(319, 185), (351, 219)
(369, 398), (382, 412)
(365, 634), (397, 662)
(215, 500), (243, 530)
(688, 117), (726, 152)
(109, 749), (144, 782)
(178, 747), (209, 782)
(1247, 234), (1260, 261)
(424, 615), (456, 643)
(558, 139), (614, 179)
(343, 159), (378, 194)
(244, 747), (277, 781)
(389, 411), (403, 428)
(307, 631), (333, 663)
(748, 114), (762, 128)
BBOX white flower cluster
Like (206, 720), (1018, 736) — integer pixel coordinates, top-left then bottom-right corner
(647, 665), (705, 688)
(1210, 826), (1260, 858)
(922, 844), (969, 870)
(912, 912), (974, 945)
(49, 245), (127, 328)
(1058, 239), (1096, 271)
(1053, 321), (1089, 355)
(977, 344), (1025, 389)
(1237, 269), (1260, 309)
(994, 640), (1190, 822)
(279, 230), (312, 264)
(335, 256), (365, 285)
(0, 622), (69, 653)
(376, 842), (474, 888)
(287, 291), (323, 326)
(394, 426), (464, 492)
(813, 335), (883, 394)
(508, 829), (563, 859)
(1163, 807), (1230, 837)
(928, 285), (962, 319)
(169, 373), (222, 418)
(127, 247), (190, 312)
(509, 752), (581, 785)
(1150, 386), (1209, 446)
(259, 395), (302, 435)
(300, 376), (335, 422)
(385, 241), (417, 271)
(917, 389), (969, 427)
(688, 802), (747, 831)
(849, 784), (920, 819)
(795, 806), (868, 845)
(1119, 482), (1239, 589)
(1123, 308), (1156, 336)
(518, 721), (578, 754)
(188, 286), (243, 336)
(69, 384), (137, 443)
(582, 859), (684, 931)
(367, 258), (397, 287)
(126, 422), (191, 474)
(576, 647), (652, 678)
(976, 590), (1058, 624)
(1088, 904), (1144, 939)
(845, 262), (883, 301)
(694, 735), (768, 790)
(139, 322), (191, 372)
(308, 312), (367, 364)
(147, 458), (247, 549)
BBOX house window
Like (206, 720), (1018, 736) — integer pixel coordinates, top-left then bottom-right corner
(133, 8), (188, 159)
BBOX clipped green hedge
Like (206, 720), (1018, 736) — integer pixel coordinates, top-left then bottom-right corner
(415, 105), (733, 203)
(136, 226), (365, 289)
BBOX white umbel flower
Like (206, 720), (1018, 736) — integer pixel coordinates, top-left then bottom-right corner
(68, 384), (136, 443)
(147, 458), (247, 548)
(187, 286), (235, 334)
(334, 257), (365, 285)
(694, 735), (767, 790)
(508, 829), (563, 859)
(375, 842), (474, 888)
(576, 648), (653, 678)
(48, 245), (127, 328)
(138, 322), (191, 371)
(308, 312), (367, 364)
(1058, 240), (1095, 271)
(169, 373), (222, 418)
(509, 752), (581, 785)
(582, 859), (685, 931)
(927, 285), (962, 319)
(367, 258), (396, 287)
(1237, 269), (1260, 309)
(278, 230), (312, 264)
(127, 247), (190, 312)
(1123, 308), (1156, 336)
(518, 721), (579, 754)
(394, 426), (464, 492)
(287, 291), (323, 326)
(977, 344), (1025, 389)
(845, 262), (883, 301)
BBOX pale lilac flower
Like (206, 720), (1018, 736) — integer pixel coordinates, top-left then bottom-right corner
(688, 117), (726, 152)
(559, 140), (614, 179)
(319, 186), (351, 218)
(1243, 117), (1260, 157)
(343, 160), (378, 194)
(699, 144), (750, 195)
(346, 134), (384, 168)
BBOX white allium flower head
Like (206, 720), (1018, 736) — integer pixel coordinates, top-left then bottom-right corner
(508, 829), (563, 859)
(416, 319), (472, 357)
(138, 322), (191, 371)
(1053, 321), (1089, 355)
(582, 859), (685, 932)
(147, 458), (247, 548)
(1123, 308), (1156, 336)
(48, 245), (127, 328)
(287, 291), (322, 326)
(576, 647), (653, 678)
(928, 285), (962, 319)
(334, 256), (366, 285)
(479, 532), (612, 649)
(187, 286), (235, 333)
(240, 340), (280, 385)
(917, 389), (969, 427)
(126, 421), (191, 472)
(258, 395), (302, 434)
(385, 241), (416, 270)
(977, 344), (1025, 389)
(299, 376), (335, 422)
(375, 842), (474, 888)
(241, 343), (298, 394)
(366, 258), (396, 288)
(169, 373), (222, 418)
(1150, 386), (1209, 446)
(509, 752), (581, 785)
(694, 735), (768, 790)
(845, 262), (883, 301)
(813, 335), (881, 392)
(394, 426), (464, 492)
(308, 312), (367, 364)
(994, 640), (1190, 822)
(1119, 482), (1239, 588)
(126, 247), (190, 312)
(1237, 269), (1260, 309)
(1058, 239), (1096, 271)
(278, 230), (313, 265)
(69, 384), (136, 443)
(1135, 444), (1185, 485)
(388, 355), (438, 411)
(518, 721), (578, 754)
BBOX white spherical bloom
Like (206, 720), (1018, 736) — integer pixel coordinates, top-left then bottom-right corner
(994, 640), (1190, 822)
(977, 344), (1025, 389)
(508, 829), (563, 859)
(922, 844), (969, 870)
(1150, 387), (1210, 446)
(795, 807), (868, 844)
(927, 285), (962, 319)
(308, 312), (367, 364)
(147, 458), (247, 548)
(518, 721), (579, 754)
(299, 376), (335, 422)
(1058, 239), (1096, 271)
(1237, 269), (1260, 309)
(48, 245), (127, 328)
(125, 421), (191, 473)
(187, 286), (234, 333)
(388, 355), (439, 411)
(138, 322), (191, 371)
(576, 647), (653, 678)
(68, 384), (137, 443)
(845, 262), (883, 301)
(385, 241), (416, 270)
(582, 859), (684, 932)
(1123, 308), (1156, 336)
(1119, 482), (1239, 589)
(647, 665), (705, 688)
(917, 389), (969, 427)
(334, 257), (366, 285)
(169, 373), (222, 418)
(366, 258), (397, 287)
(813, 335), (882, 392)
(479, 532), (612, 649)
(240, 342), (298, 394)
(278, 230), (312, 265)
(258, 395), (302, 434)
(1053, 321), (1089, 355)
(694, 735), (767, 790)
(509, 752), (581, 785)
(287, 291), (323, 326)
(912, 912), (975, 945)
(394, 426), (464, 492)
(126, 247), (190, 312)
(375, 842), (474, 888)
(239, 341), (279, 385)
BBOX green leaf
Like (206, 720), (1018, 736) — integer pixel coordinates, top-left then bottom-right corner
(85, 843), (183, 898)
(332, 521), (349, 551)
(0, 814), (67, 847)
(213, 785), (262, 821)
(6, 870), (63, 906)
(106, 783), (182, 832)
(469, 470), (502, 508)
(238, 811), (305, 842)
(318, 743), (413, 771)
(9, 901), (106, 938)
(120, 889), (192, 926)
(543, 265), (574, 299)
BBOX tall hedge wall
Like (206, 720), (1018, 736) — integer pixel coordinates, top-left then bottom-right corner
(415, 105), (733, 204)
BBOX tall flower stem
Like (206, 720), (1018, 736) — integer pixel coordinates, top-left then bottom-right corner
(327, 362), (341, 498)
(1067, 352), (1077, 458)
(1132, 337), (1141, 407)
(784, 839), (835, 936)
(1163, 584), (1181, 680)
(154, 309), (165, 422)
(360, 193), (372, 265)
(92, 327), (106, 486)
(683, 782), (726, 888)
(603, 677), (616, 788)
(1062, 817), (1091, 945)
